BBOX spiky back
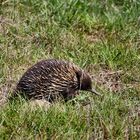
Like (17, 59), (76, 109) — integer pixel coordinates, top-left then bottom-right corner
(16, 59), (81, 101)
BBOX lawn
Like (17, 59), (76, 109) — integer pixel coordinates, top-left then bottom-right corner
(0, 0), (140, 139)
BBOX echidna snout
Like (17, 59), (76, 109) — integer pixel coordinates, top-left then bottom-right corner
(77, 70), (101, 96)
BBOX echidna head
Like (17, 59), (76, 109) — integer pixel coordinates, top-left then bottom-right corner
(76, 70), (101, 96)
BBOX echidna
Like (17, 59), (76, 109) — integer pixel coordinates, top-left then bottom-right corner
(12, 59), (100, 102)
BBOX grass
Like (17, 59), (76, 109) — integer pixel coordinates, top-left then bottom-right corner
(0, 0), (140, 139)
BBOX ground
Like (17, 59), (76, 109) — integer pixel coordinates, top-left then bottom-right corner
(0, 0), (140, 139)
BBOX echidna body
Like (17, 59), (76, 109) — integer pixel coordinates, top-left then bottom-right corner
(14, 59), (100, 102)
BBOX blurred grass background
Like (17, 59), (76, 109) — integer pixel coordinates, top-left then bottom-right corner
(0, 0), (140, 139)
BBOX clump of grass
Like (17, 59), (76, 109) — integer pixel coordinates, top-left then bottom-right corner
(0, 0), (140, 139)
(0, 93), (139, 139)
